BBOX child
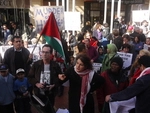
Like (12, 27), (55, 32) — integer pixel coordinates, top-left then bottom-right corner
(0, 64), (15, 113)
(120, 44), (131, 53)
(14, 68), (32, 113)
(144, 38), (150, 51)
(96, 46), (105, 63)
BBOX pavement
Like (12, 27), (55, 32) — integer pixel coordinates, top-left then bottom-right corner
(31, 86), (99, 113)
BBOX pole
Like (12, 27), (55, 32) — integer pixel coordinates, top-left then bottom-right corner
(72, 0), (75, 35)
(48, 2), (51, 6)
(103, 0), (107, 24)
(31, 35), (42, 54)
(117, 0), (121, 20)
(110, 0), (115, 33)
(66, 0), (69, 11)
(148, 1), (150, 30)
(62, 0), (65, 7)
(72, 0), (75, 12)
(56, 0), (59, 6)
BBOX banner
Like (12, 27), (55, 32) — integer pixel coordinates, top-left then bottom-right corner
(117, 52), (133, 69)
(33, 6), (64, 33)
(0, 45), (43, 62)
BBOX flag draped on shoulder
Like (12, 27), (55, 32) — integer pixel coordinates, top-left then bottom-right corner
(40, 12), (65, 60)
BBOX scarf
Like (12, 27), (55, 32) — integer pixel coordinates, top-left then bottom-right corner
(74, 66), (94, 113)
(136, 67), (150, 80)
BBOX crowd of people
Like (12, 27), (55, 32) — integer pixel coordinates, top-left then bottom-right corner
(0, 18), (150, 113)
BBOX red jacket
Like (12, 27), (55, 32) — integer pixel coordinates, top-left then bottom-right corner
(96, 69), (129, 112)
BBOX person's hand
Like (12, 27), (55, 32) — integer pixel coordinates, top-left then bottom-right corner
(105, 95), (111, 102)
(58, 74), (66, 80)
(23, 91), (29, 96)
(36, 83), (45, 89)
(91, 59), (94, 63)
(46, 84), (55, 90)
(29, 54), (33, 60)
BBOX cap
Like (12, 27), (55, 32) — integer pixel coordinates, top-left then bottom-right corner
(0, 64), (8, 71)
(16, 68), (25, 74)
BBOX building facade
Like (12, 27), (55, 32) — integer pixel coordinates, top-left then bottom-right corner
(0, 0), (149, 29)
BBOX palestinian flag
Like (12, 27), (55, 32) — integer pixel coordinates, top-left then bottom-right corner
(40, 12), (65, 60)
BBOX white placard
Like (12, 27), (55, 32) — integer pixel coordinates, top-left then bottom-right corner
(132, 10), (149, 22)
(33, 6), (64, 33)
(64, 12), (81, 31)
(93, 63), (102, 72)
(117, 52), (133, 69)
(144, 44), (150, 51)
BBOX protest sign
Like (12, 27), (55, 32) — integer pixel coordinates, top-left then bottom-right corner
(93, 63), (102, 72)
(64, 12), (81, 31)
(144, 44), (150, 51)
(117, 52), (133, 69)
(0, 45), (42, 63)
(33, 6), (64, 32)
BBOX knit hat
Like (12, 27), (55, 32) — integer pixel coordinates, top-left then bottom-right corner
(111, 57), (123, 68)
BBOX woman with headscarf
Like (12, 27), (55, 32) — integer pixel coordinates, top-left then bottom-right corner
(101, 44), (118, 72)
(58, 54), (105, 113)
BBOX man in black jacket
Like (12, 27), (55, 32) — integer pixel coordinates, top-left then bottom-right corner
(3, 36), (32, 76)
(28, 44), (62, 113)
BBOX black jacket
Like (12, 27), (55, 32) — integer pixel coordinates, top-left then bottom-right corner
(111, 74), (150, 113)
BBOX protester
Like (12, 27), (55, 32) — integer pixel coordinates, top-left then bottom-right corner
(58, 53), (105, 113)
(11, 22), (20, 36)
(3, 36), (33, 76)
(84, 38), (98, 63)
(120, 44), (131, 53)
(28, 44), (62, 113)
(95, 46), (105, 63)
(129, 49), (150, 85)
(2, 24), (11, 44)
(14, 68), (32, 113)
(0, 64), (15, 113)
(27, 23), (37, 40)
(105, 55), (150, 113)
(101, 43), (118, 72)
(96, 57), (129, 113)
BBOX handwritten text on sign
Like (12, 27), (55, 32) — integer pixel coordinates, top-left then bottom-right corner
(117, 52), (133, 69)
(34, 6), (64, 32)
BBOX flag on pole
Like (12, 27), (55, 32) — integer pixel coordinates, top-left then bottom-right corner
(40, 12), (65, 60)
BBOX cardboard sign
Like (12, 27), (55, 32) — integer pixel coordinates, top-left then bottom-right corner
(93, 63), (102, 72)
(117, 52), (133, 69)
(33, 6), (64, 33)
(64, 12), (81, 31)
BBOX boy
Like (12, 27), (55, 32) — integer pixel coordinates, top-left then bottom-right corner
(0, 64), (15, 113)
(14, 68), (32, 113)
